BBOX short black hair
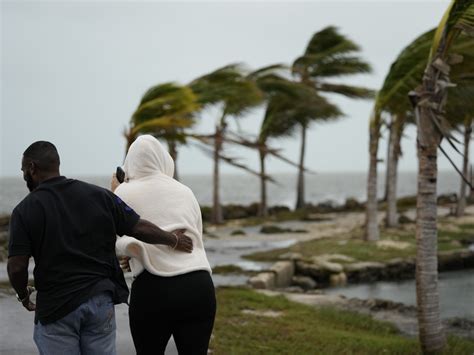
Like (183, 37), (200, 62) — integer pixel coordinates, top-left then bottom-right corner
(23, 141), (60, 171)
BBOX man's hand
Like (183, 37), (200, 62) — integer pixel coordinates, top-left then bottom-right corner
(171, 229), (193, 253)
(118, 256), (131, 272)
(20, 286), (36, 311)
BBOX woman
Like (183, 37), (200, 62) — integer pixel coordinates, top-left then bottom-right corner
(113, 135), (215, 355)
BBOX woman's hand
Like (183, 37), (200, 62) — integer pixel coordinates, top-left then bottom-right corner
(111, 173), (120, 192)
(118, 256), (131, 272)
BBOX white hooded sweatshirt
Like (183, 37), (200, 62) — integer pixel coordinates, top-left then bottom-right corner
(115, 135), (211, 277)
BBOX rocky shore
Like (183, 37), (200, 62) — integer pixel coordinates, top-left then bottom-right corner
(248, 249), (474, 290)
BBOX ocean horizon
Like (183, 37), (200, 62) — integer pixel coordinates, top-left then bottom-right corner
(0, 170), (465, 216)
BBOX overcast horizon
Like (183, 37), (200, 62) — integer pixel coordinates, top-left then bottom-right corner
(3, 0), (471, 179)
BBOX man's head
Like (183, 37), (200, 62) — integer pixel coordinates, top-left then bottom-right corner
(22, 141), (60, 191)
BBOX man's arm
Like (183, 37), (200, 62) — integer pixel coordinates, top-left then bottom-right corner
(129, 219), (193, 253)
(7, 256), (35, 311)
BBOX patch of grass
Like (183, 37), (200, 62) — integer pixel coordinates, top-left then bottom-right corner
(210, 287), (474, 354)
(244, 227), (471, 263)
(241, 209), (310, 227)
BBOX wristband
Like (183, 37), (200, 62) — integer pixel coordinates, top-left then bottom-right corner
(172, 233), (179, 249)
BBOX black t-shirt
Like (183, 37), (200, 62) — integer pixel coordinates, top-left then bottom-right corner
(8, 176), (140, 324)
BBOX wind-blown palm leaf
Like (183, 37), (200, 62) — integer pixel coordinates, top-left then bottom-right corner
(377, 29), (474, 117)
(132, 83), (198, 126)
(432, 0), (474, 58)
(293, 26), (371, 75)
(189, 63), (263, 116)
(130, 116), (195, 136)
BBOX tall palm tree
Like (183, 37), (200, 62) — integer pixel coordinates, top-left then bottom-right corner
(365, 27), (474, 238)
(410, 1), (474, 352)
(125, 83), (199, 180)
(190, 64), (263, 224)
(292, 26), (374, 209)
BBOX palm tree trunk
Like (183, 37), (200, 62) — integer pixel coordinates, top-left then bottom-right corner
(295, 123), (307, 209)
(456, 118), (471, 217)
(383, 121), (393, 202)
(413, 60), (446, 354)
(212, 125), (224, 224)
(167, 140), (179, 181)
(386, 115), (403, 227)
(259, 146), (268, 217)
(365, 120), (380, 241)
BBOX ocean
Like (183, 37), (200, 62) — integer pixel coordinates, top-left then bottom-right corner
(0, 171), (463, 215)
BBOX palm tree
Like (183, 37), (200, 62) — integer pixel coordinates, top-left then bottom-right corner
(292, 26), (374, 209)
(189, 64), (263, 224)
(125, 83), (199, 180)
(365, 27), (474, 238)
(410, 1), (474, 352)
(384, 113), (408, 227)
(256, 77), (341, 216)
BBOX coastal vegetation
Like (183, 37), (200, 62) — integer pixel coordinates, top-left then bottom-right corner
(210, 287), (474, 354)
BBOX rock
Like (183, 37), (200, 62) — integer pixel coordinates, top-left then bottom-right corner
(260, 225), (287, 234)
(329, 272), (347, 286)
(278, 252), (303, 261)
(248, 272), (276, 289)
(398, 214), (414, 224)
(344, 261), (385, 272)
(230, 229), (246, 236)
(291, 276), (317, 290)
(271, 261), (295, 288)
(312, 258), (343, 273)
(316, 254), (355, 263)
(344, 262), (386, 283)
(295, 261), (330, 285)
(268, 205), (291, 215)
(344, 197), (363, 211)
(223, 204), (249, 220)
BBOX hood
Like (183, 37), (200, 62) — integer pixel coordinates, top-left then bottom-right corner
(123, 135), (175, 180)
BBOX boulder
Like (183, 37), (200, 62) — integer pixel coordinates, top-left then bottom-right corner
(312, 258), (343, 273)
(329, 272), (347, 287)
(344, 262), (386, 283)
(291, 276), (317, 290)
(271, 261), (295, 288)
(316, 253), (355, 263)
(295, 261), (330, 284)
(248, 272), (276, 289)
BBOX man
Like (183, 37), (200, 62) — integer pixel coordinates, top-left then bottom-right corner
(7, 141), (193, 354)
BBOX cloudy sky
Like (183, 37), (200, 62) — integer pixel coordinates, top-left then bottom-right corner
(2, 0), (464, 178)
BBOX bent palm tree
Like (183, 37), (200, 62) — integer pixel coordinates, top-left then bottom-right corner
(292, 26), (374, 209)
(410, 1), (474, 352)
(258, 79), (341, 215)
(190, 64), (263, 224)
(125, 83), (199, 180)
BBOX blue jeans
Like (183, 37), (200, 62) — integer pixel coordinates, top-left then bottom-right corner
(33, 292), (116, 355)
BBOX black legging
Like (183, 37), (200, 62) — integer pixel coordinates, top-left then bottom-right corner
(129, 270), (216, 355)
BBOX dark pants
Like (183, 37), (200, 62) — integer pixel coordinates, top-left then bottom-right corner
(129, 270), (216, 355)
